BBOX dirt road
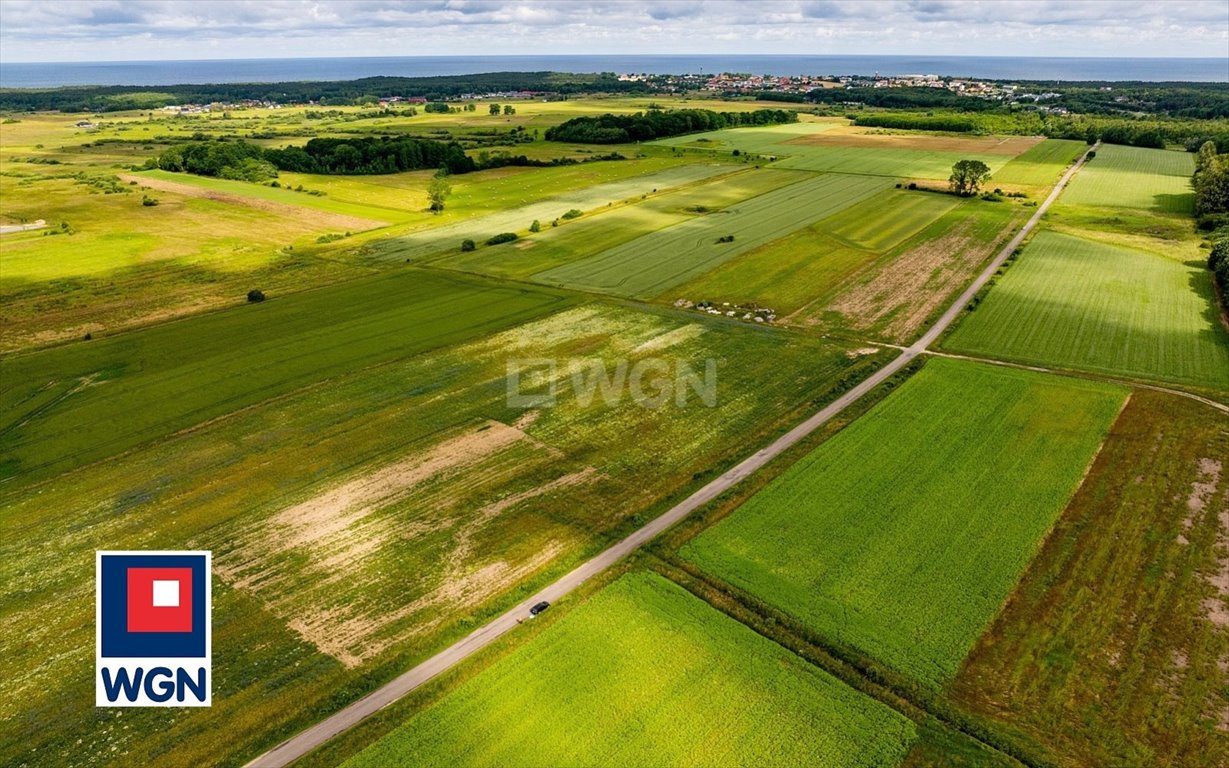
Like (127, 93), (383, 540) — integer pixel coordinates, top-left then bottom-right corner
(246, 145), (1098, 768)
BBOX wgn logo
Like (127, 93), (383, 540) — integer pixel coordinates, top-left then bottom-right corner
(96, 551), (211, 707)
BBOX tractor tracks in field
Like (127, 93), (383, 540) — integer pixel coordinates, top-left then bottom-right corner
(245, 145), (1100, 768)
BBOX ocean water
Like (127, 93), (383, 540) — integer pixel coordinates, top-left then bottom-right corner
(1, 55), (1225, 88)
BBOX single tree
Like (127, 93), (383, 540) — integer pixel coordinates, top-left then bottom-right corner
(949, 159), (992, 197)
(460, 239), (476, 252)
(489, 103), (501, 115)
(503, 105), (515, 116)
(428, 172), (452, 214)
(529, 219), (541, 233)
(247, 289), (266, 303)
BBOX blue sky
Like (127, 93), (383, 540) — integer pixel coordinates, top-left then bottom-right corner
(1, 1), (1226, 62)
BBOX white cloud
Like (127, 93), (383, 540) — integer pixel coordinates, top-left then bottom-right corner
(0, 1), (1225, 61)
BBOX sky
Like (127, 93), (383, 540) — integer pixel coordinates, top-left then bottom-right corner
(0, 0), (1226, 63)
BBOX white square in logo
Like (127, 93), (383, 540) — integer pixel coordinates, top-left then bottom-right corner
(152, 579), (180, 607)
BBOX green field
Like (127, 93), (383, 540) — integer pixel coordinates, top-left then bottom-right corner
(775, 145), (1009, 179)
(1, 304), (876, 768)
(363, 163), (735, 263)
(667, 188), (965, 316)
(345, 572), (918, 768)
(682, 358), (1126, 690)
(944, 230), (1229, 390)
(953, 390), (1229, 767)
(991, 139), (1087, 187)
(0, 270), (572, 483)
(533, 173), (886, 296)
(1060, 144), (1195, 212)
(433, 167), (808, 278)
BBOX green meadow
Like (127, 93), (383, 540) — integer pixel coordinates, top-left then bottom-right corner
(0, 270), (572, 483)
(532, 173), (885, 296)
(682, 358), (1126, 690)
(345, 572), (918, 768)
(991, 139), (1087, 187)
(944, 230), (1229, 390)
(1060, 144), (1195, 213)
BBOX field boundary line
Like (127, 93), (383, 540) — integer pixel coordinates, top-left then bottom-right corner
(245, 142), (1099, 768)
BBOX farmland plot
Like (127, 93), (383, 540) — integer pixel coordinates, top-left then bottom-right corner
(798, 200), (1024, 342)
(667, 189), (962, 315)
(0, 269), (573, 484)
(1060, 144), (1195, 213)
(362, 163), (735, 263)
(991, 139), (1087, 187)
(343, 572), (918, 768)
(944, 230), (1229, 390)
(434, 167), (808, 278)
(952, 391), (1229, 768)
(682, 358), (1126, 690)
(0, 305), (873, 768)
(532, 173), (886, 297)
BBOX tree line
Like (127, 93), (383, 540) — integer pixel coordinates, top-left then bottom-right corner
(154, 137), (629, 180)
(0, 72), (645, 113)
(545, 108), (798, 143)
(1194, 141), (1229, 316)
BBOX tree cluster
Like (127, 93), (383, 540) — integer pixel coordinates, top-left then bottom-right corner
(545, 108), (798, 143)
(1194, 141), (1229, 218)
(949, 159), (992, 196)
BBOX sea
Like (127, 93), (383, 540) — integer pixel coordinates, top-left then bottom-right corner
(1, 55), (1226, 88)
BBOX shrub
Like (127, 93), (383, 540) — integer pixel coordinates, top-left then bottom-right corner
(716, 234), (735, 243)
(247, 289), (266, 303)
(561, 209), (583, 220)
(529, 220), (541, 233)
(486, 232), (518, 246)
(141, 195), (158, 206)
(460, 239), (476, 252)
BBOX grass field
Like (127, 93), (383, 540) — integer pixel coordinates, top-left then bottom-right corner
(1060, 144), (1195, 213)
(798, 199), (1024, 341)
(532, 173), (886, 297)
(666, 188), (964, 316)
(991, 139), (1087, 187)
(344, 572), (918, 768)
(681, 358), (1127, 690)
(0, 270), (572, 483)
(0, 304), (876, 768)
(362, 162), (734, 263)
(952, 390), (1229, 767)
(944, 230), (1229, 390)
(433, 167), (809, 278)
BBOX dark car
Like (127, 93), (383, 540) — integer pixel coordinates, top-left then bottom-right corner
(528, 601), (550, 618)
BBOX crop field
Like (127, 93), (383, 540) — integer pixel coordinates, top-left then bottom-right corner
(344, 572), (918, 768)
(0, 303), (875, 767)
(798, 199), (1024, 341)
(654, 121), (1029, 179)
(362, 162), (735, 263)
(667, 188), (965, 316)
(681, 358), (1127, 690)
(1060, 144), (1195, 213)
(952, 390), (1229, 767)
(944, 230), (1229, 390)
(433, 167), (808, 278)
(532, 173), (886, 297)
(991, 139), (1087, 187)
(0, 270), (573, 483)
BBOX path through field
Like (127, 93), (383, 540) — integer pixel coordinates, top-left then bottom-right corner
(246, 144), (1100, 768)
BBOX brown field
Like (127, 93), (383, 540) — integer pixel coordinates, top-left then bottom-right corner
(951, 390), (1229, 768)
(786, 130), (1042, 156)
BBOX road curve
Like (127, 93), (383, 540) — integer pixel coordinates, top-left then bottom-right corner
(246, 144), (1098, 768)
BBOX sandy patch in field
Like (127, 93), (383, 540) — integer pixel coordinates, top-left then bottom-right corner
(785, 131), (1041, 156)
(1202, 477), (1229, 628)
(120, 173), (387, 231)
(631, 323), (705, 353)
(818, 219), (1008, 340)
(216, 420), (597, 666)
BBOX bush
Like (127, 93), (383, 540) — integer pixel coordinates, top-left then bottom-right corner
(247, 289), (266, 303)
(529, 219), (541, 233)
(460, 239), (476, 252)
(561, 209), (583, 220)
(141, 195), (158, 206)
(486, 232), (518, 246)
(716, 234), (735, 243)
